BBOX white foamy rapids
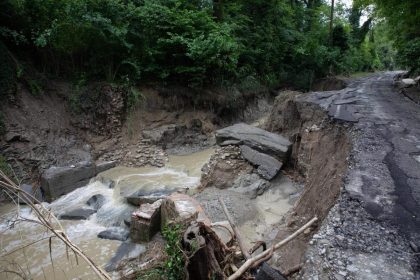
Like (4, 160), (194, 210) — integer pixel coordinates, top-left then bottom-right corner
(49, 181), (113, 215)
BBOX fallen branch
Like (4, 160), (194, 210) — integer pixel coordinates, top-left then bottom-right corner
(228, 216), (318, 280)
(219, 197), (251, 260)
(0, 170), (112, 280)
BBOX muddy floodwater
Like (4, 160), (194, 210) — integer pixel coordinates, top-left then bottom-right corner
(0, 149), (214, 280)
(0, 147), (297, 279)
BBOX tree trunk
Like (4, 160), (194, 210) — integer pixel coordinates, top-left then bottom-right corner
(330, 0), (335, 46)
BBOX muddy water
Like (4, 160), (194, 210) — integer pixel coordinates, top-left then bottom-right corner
(0, 148), (214, 280)
(239, 176), (298, 248)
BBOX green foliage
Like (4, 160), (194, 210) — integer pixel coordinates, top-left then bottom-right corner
(26, 79), (43, 96)
(0, 0), (401, 91)
(356, 0), (420, 73)
(162, 224), (185, 280)
(69, 74), (87, 113)
(398, 38), (420, 75)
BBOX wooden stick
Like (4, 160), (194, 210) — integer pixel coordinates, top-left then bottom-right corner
(0, 171), (112, 280)
(219, 197), (251, 260)
(228, 216), (318, 280)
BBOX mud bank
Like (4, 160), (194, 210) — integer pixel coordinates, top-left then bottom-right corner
(258, 90), (351, 275)
(0, 82), (273, 188)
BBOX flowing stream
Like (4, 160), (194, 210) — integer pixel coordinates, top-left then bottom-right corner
(0, 147), (298, 279)
(0, 149), (214, 280)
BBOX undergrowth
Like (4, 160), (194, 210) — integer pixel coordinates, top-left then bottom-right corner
(162, 224), (185, 280)
(136, 224), (186, 280)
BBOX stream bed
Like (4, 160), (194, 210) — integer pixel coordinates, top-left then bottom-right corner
(0, 148), (299, 279)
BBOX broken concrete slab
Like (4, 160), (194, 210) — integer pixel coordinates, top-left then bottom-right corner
(161, 193), (211, 227)
(41, 161), (115, 202)
(328, 104), (358, 122)
(126, 190), (171, 206)
(131, 199), (162, 242)
(240, 146), (282, 180)
(59, 208), (96, 220)
(215, 123), (292, 161)
(98, 227), (129, 241)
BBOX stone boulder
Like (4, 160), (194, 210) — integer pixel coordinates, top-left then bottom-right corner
(232, 173), (270, 198)
(161, 193), (210, 227)
(240, 145), (282, 180)
(131, 199), (163, 242)
(59, 208), (96, 220)
(255, 263), (287, 280)
(96, 161), (117, 173)
(86, 194), (106, 210)
(41, 161), (116, 202)
(105, 242), (146, 272)
(98, 227), (129, 241)
(18, 184), (43, 204)
(216, 123), (291, 162)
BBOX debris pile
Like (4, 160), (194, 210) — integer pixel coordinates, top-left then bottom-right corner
(128, 191), (317, 279)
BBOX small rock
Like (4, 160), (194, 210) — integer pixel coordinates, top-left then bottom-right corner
(59, 208), (96, 220)
(98, 227), (129, 241)
(86, 194), (105, 210)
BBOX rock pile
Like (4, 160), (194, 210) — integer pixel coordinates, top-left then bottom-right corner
(200, 145), (254, 189)
(96, 139), (167, 168)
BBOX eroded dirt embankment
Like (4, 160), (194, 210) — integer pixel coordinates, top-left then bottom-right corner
(0, 81), (271, 187)
(260, 91), (351, 274)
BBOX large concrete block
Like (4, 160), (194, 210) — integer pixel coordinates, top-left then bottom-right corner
(131, 199), (163, 242)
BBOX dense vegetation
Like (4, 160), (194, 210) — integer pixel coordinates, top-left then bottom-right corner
(356, 0), (420, 76)
(0, 0), (416, 92)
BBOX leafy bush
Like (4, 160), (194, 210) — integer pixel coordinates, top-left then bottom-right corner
(161, 224), (185, 280)
(398, 38), (420, 75)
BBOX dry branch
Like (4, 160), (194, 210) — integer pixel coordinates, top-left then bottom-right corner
(0, 170), (112, 280)
(228, 216), (318, 280)
(219, 197), (251, 260)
